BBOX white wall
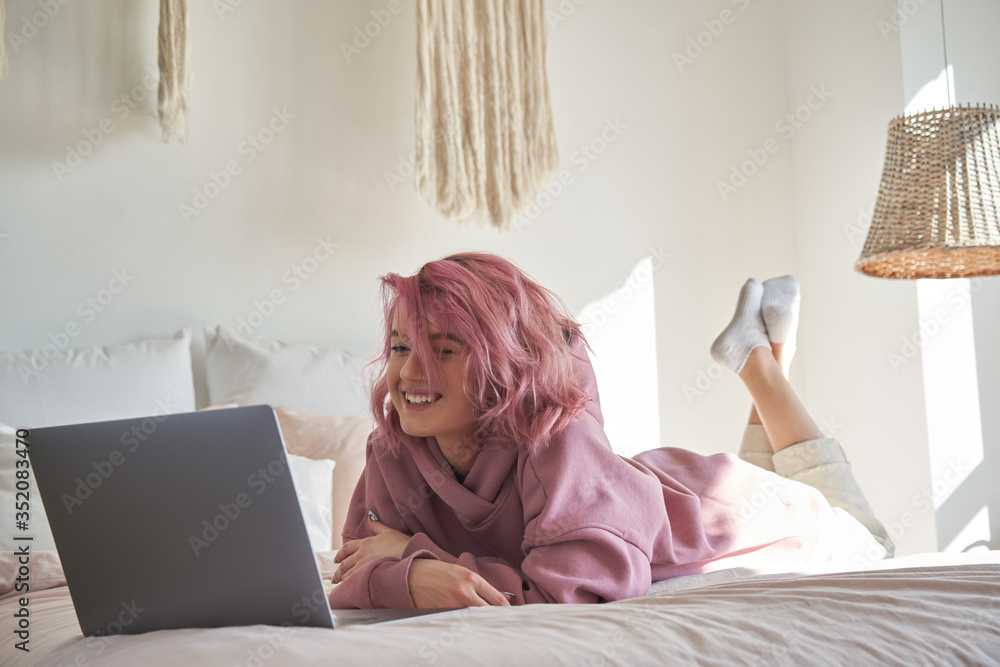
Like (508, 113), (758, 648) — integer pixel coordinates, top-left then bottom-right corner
(780, 1), (936, 555)
(2, 0), (983, 557)
(946, 0), (1000, 553)
(898, 0), (1000, 552)
(0, 0), (797, 440)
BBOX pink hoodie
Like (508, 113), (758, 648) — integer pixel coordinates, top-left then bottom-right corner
(328, 339), (827, 608)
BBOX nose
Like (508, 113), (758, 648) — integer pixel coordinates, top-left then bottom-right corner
(400, 352), (424, 382)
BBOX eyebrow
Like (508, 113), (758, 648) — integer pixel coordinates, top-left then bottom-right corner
(390, 330), (464, 345)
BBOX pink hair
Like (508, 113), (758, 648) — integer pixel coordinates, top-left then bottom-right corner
(367, 252), (590, 453)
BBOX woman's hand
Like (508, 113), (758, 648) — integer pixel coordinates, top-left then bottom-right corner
(333, 516), (411, 583)
(408, 559), (512, 608)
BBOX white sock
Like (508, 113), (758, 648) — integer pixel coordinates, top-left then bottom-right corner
(761, 275), (800, 344)
(711, 278), (769, 374)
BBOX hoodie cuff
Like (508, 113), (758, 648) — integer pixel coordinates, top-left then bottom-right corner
(367, 548), (445, 609)
(403, 532), (459, 563)
(366, 556), (418, 608)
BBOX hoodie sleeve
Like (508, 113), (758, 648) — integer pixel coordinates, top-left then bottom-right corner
(327, 437), (425, 609)
(399, 526), (653, 605)
(383, 416), (663, 606)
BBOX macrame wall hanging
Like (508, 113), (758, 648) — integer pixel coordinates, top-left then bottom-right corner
(416, 0), (559, 230)
(158, 0), (191, 143)
(0, 1), (189, 142)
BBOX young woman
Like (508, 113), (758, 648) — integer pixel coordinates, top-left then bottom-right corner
(327, 253), (893, 609)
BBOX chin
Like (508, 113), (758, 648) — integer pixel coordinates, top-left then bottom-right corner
(396, 414), (432, 439)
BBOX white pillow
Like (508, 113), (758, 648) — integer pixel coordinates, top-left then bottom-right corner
(204, 326), (368, 417)
(0, 329), (195, 429)
(287, 454), (336, 552)
(0, 422), (56, 551)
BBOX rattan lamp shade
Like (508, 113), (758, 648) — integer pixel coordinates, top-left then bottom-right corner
(855, 104), (1000, 279)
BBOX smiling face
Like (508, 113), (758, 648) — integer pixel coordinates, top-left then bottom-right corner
(387, 312), (480, 459)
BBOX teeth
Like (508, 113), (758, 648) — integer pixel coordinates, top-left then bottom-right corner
(406, 393), (435, 404)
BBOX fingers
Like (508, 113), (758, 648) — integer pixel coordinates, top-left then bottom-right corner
(333, 553), (358, 584)
(335, 539), (360, 565)
(473, 576), (510, 607)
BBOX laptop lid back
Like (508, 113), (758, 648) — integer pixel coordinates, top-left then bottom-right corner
(28, 405), (334, 635)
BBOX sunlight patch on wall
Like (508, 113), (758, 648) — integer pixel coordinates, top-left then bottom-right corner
(944, 505), (991, 553)
(906, 66), (955, 113)
(576, 257), (660, 459)
(917, 278), (984, 512)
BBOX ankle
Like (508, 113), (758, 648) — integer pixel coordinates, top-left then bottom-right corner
(738, 346), (781, 383)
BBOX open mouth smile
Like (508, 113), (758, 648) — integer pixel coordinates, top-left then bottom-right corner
(404, 392), (442, 405)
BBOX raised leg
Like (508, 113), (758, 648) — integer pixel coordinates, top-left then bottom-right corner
(739, 346), (821, 452)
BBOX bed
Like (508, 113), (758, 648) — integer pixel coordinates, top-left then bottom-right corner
(2, 328), (999, 666)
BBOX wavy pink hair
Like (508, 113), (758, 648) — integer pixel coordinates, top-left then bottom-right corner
(367, 252), (589, 453)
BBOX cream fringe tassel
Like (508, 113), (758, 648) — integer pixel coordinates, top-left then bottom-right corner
(1, 0), (8, 81)
(158, 0), (190, 143)
(416, 0), (558, 230)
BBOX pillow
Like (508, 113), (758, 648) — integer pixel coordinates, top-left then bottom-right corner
(204, 326), (369, 417)
(0, 329), (195, 428)
(287, 454), (336, 552)
(275, 406), (373, 550)
(0, 422), (56, 550)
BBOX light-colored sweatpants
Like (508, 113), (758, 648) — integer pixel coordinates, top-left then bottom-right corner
(738, 424), (895, 558)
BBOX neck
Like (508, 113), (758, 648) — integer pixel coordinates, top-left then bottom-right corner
(435, 434), (480, 475)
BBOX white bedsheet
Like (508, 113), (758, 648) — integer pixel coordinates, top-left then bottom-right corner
(4, 551), (999, 667)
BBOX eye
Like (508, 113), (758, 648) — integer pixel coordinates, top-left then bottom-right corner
(391, 344), (410, 355)
(436, 348), (454, 358)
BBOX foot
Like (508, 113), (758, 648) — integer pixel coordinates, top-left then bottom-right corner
(711, 278), (770, 374)
(761, 275), (800, 344)
(761, 275), (799, 376)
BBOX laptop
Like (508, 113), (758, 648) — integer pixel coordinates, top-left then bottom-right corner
(28, 404), (451, 634)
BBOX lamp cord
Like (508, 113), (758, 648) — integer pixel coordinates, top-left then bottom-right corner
(939, 0), (955, 107)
